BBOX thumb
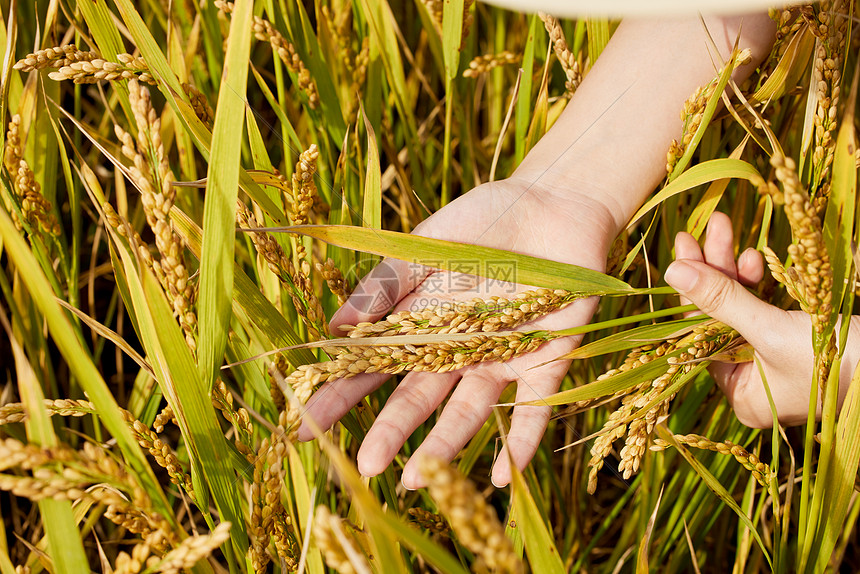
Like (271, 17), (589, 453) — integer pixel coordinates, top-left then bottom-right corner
(330, 257), (431, 334)
(664, 259), (781, 350)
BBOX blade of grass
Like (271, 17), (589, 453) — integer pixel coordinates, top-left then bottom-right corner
(558, 315), (705, 360)
(441, 0), (464, 204)
(656, 425), (772, 569)
(497, 408), (565, 574)
(628, 158), (763, 228)
(514, 15), (537, 163)
(636, 486), (663, 574)
(197, 0), (254, 388)
(0, 206), (175, 526)
(121, 251), (250, 566)
(277, 224), (635, 294)
(170, 206), (316, 367)
(360, 104), (381, 272)
(586, 18), (610, 62)
(2, 314), (89, 573)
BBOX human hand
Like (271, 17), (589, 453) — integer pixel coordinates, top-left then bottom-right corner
(665, 212), (855, 428)
(297, 175), (619, 488)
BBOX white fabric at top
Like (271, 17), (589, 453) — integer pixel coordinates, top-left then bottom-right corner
(479, 0), (797, 18)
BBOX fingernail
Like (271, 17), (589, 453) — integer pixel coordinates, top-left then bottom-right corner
(490, 476), (507, 488)
(665, 261), (699, 292)
(401, 477), (416, 491)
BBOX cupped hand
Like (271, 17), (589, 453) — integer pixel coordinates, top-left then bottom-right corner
(665, 212), (854, 428)
(297, 175), (619, 488)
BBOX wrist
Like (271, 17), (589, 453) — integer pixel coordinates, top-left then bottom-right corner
(503, 172), (620, 270)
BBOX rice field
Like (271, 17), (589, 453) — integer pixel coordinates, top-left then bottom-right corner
(1, 0), (859, 572)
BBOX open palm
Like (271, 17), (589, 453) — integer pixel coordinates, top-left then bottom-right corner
(297, 176), (618, 487)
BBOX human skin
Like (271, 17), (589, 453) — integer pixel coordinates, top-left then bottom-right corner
(668, 212), (860, 428)
(297, 14), (778, 488)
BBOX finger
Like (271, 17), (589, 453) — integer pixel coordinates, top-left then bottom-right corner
(674, 231), (704, 263)
(664, 259), (788, 351)
(737, 248), (765, 287)
(703, 212), (738, 280)
(296, 372), (389, 441)
(490, 360), (566, 487)
(330, 258), (432, 335)
(400, 369), (506, 489)
(356, 371), (460, 477)
(673, 231), (704, 312)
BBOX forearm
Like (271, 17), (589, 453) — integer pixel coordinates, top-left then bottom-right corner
(514, 15), (777, 235)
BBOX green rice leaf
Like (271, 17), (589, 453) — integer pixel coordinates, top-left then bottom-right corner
(170, 207), (316, 366)
(559, 315), (705, 360)
(527, 356), (672, 406)
(277, 224), (636, 295)
(508, 441), (566, 574)
(629, 159), (763, 227)
(814, 360), (860, 571)
(197, 0), (254, 386)
(515, 15), (537, 163)
(442, 0), (465, 81)
(586, 18), (610, 62)
(360, 104), (381, 271)
(0, 207), (175, 525)
(8, 324), (89, 573)
(655, 426), (772, 570)
(123, 253), (250, 562)
(748, 26), (815, 105)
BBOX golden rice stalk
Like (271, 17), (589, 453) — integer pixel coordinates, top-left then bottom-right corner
(810, 0), (848, 190)
(767, 7), (804, 62)
(182, 83), (215, 126)
(462, 51), (521, 78)
(148, 522), (232, 574)
(539, 12), (581, 92)
(461, 0), (475, 49)
(418, 456), (522, 574)
(237, 201), (328, 339)
(763, 245), (805, 303)
(587, 323), (740, 492)
(153, 405), (177, 433)
(120, 409), (195, 499)
(211, 380), (254, 461)
(651, 433), (772, 486)
(249, 439), (285, 571)
(666, 49), (752, 175)
(119, 80), (197, 350)
(407, 507), (450, 535)
(0, 398), (95, 426)
(46, 53), (156, 84)
(268, 355), (290, 412)
(313, 506), (368, 574)
(422, 0), (443, 28)
(113, 539), (153, 574)
(342, 288), (578, 338)
(290, 144), (320, 227)
(106, 500), (176, 554)
(768, 154), (832, 333)
(286, 331), (554, 404)
(249, 408), (301, 572)
(13, 45), (98, 71)
(4, 115), (62, 237)
(316, 258), (351, 305)
(216, 0), (319, 108)
(4, 113), (23, 169)
(0, 439), (175, 552)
